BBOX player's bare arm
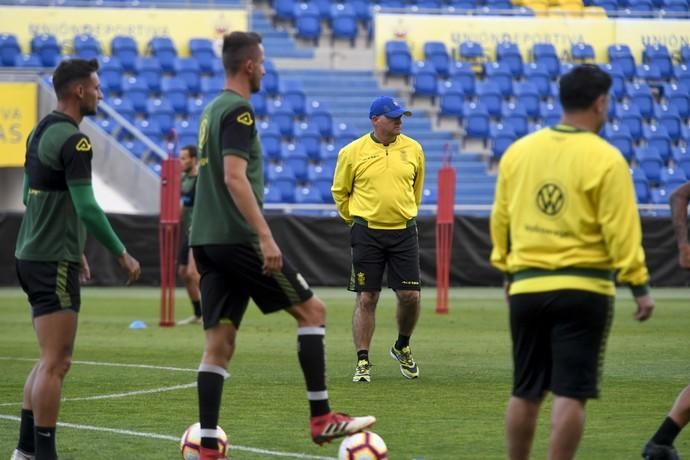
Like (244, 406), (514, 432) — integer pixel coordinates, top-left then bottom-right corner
(223, 155), (282, 274)
(670, 182), (690, 269)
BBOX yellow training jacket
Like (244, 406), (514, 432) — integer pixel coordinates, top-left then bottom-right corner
(331, 133), (425, 229)
(490, 124), (650, 296)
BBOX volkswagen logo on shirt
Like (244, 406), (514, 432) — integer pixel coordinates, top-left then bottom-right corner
(536, 183), (565, 216)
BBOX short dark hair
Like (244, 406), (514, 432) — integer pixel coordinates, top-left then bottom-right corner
(52, 58), (99, 100)
(181, 145), (197, 158)
(558, 64), (612, 112)
(222, 31), (262, 75)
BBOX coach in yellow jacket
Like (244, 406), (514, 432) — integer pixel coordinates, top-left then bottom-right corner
(332, 96), (425, 384)
(490, 64), (655, 460)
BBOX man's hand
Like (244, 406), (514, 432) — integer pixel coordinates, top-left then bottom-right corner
(259, 234), (283, 275)
(633, 294), (655, 322)
(679, 244), (690, 269)
(117, 251), (141, 285)
(79, 254), (91, 283)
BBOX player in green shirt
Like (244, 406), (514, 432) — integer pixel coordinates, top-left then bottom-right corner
(176, 144), (201, 325)
(189, 32), (374, 459)
(12, 59), (141, 460)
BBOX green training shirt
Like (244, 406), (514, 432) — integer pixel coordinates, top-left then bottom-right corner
(190, 90), (263, 246)
(180, 172), (197, 237)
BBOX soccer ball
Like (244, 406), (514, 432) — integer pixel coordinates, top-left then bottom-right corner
(338, 431), (388, 460)
(180, 422), (229, 460)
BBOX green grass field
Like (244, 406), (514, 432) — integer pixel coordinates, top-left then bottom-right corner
(1, 287), (689, 459)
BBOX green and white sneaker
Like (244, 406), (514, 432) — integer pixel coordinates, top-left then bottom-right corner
(352, 359), (372, 383)
(390, 345), (419, 379)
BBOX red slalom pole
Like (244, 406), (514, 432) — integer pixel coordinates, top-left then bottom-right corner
(159, 129), (180, 327)
(435, 143), (456, 314)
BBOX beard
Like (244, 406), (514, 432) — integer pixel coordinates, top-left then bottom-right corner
(82, 103), (98, 117)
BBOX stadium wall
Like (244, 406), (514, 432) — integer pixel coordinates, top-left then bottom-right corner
(0, 214), (687, 288)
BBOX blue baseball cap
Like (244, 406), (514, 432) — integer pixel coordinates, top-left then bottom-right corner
(369, 96), (412, 119)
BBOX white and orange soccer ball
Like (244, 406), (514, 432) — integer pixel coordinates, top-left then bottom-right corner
(338, 431), (388, 460)
(180, 422), (229, 460)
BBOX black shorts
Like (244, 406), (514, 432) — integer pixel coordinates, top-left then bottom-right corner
(192, 243), (313, 329)
(16, 259), (81, 317)
(178, 232), (190, 266)
(348, 223), (420, 292)
(509, 289), (614, 400)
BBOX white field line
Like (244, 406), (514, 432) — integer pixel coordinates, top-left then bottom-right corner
(0, 382), (197, 407)
(0, 356), (197, 373)
(0, 415), (336, 460)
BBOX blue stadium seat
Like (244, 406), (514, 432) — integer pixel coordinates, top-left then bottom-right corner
(334, 124), (358, 150)
(122, 77), (150, 113)
(600, 63), (626, 100)
(161, 77), (189, 115)
(135, 57), (163, 93)
(122, 139), (148, 160)
(111, 35), (138, 72)
(605, 124), (635, 162)
(661, 0), (689, 12)
(266, 163), (297, 202)
(31, 34), (61, 67)
(514, 81), (541, 118)
(280, 80), (307, 117)
(200, 76), (224, 99)
(187, 95), (211, 119)
(571, 42), (595, 62)
(295, 3), (321, 45)
(592, 0), (618, 12)
(134, 118), (162, 143)
(484, 61), (514, 97)
(615, 102), (643, 141)
(249, 91), (267, 118)
(307, 162), (335, 183)
(532, 43), (560, 78)
(459, 41), (484, 62)
(631, 167), (650, 203)
(655, 104), (682, 142)
(424, 41), (450, 78)
(636, 64), (662, 84)
(175, 119), (198, 148)
(636, 147), (664, 183)
(148, 36), (177, 73)
(74, 34), (101, 60)
(491, 123), (517, 160)
(263, 66), (280, 96)
(260, 124), (283, 162)
(681, 45), (690, 64)
(421, 187), (437, 205)
(476, 81), (502, 117)
(643, 124), (672, 163)
(626, 82), (654, 119)
(312, 174), (335, 204)
(649, 188), (670, 214)
(463, 102), (491, 141)
(295, 186), (324, 204)
(147, 99), (175, 136)
(438, 81), (465, 121)
(307, 101), (334, 139)
(660, 166), (687, 192)
(174, 58), (201, 94)
(386, 41), (413, 80)
(274, 0), (298, 23)
(523, 63), (551, 99)
(264, 184), (284, 204)
(0, 34), (21, 67)
(189, 38), (215, 74)
(412, 61), (439, 102)
(282, 143), (309, 181)
(539, 101), (562, 126)
(627, 0), (654, 15)
(267, 100), (295, 139)
(331, 4), (359, 47)
(495, 41), (523, 78)
(608, 44), (636, 80)
(502, 102), (529, 137)
(663, 83), (690, 119)
(673, 64), (690, 92)
(319, 143), (339, 170)
(98, 57), (123, 96)
(448, 61), (476, 96)
(295, 124), (322, 160)
(449, 0), (478, 7)
(672, 145), (690, 177)
(107, 96), (135, 122)
(643, 44), (673, 79)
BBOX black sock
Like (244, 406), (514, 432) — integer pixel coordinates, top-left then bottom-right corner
(34, 426), (57, 460)
(197, 365), (227, 449)
(357, 350), (369, 362)
(17, 408), (34, 454)
(651, 416), (681, 445)
(297, 327), (330, 417)
(192, 300), (201, 318)
(395, 334), (410, 350)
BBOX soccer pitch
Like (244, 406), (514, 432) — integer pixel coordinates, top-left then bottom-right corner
(1, 287), (688, 459)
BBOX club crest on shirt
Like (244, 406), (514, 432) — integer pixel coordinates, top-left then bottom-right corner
(75, 138), (91, 152)
(236, 112), (253, 126)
